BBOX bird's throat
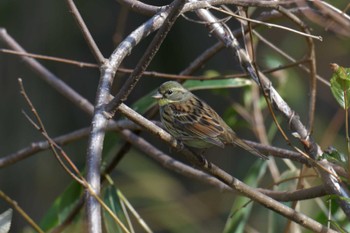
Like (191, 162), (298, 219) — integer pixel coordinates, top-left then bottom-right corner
(158, 98), (169, 107)
(158, 98), (175, 106)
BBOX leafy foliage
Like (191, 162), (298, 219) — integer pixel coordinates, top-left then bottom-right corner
(330, 64), (350, 110)
(102, 185), (129, 233)
(40, 182), (83, 231)
(0, 209), (12, 233)
(2, 1), (350, 233)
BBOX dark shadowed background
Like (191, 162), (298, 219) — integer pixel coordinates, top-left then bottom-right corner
(0, 0), (349, 232)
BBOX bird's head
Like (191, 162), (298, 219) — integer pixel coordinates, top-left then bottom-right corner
(152, 81), (190, 106)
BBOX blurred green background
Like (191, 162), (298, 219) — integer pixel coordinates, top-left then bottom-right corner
(1, 0), (350, 232)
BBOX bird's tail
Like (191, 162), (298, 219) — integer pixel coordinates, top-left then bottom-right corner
(231, 136), (268, 160)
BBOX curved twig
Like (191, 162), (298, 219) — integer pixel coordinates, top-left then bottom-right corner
(105, 0), (187, 115)
(187, 0), (350, 221)
(1, 0), (349, 230)
(0, 120), (142, 168)
(0, 191), (44, 233)
(66, 0), (105, 64)
(277, 6), (317, 136)
(117, 103), (336, 232)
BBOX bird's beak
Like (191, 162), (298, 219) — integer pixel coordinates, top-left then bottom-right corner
(152, 92), (162, 99)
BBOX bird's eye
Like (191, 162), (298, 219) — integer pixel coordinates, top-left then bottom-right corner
(166, 90), (173, 95)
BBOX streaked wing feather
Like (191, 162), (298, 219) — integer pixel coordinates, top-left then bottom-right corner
(170, 96), (226, 147)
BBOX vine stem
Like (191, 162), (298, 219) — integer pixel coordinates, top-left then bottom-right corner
(345, 86), (350, 181)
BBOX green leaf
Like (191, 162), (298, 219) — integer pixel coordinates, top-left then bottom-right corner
(322, 147), (346, 166)
(183, 79), (252, 91)
(102, 185), (129, 233)
(223, 160), (268, 233)
(40, 181), (83, 231)
(330, 63), (350, 110)
(223, 107), (238, 129)
(131, 90), (158, 114)
(202, 70), (221, 79)
(314, 198), (350, 231)
(0, 209), (12, 233)
(330, 220), (348, 233)
(327, 194), (350, 203)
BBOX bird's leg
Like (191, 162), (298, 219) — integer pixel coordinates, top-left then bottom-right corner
(186, 148), (211, 169)
(168, 138), (184, 153)
(175, 140), (185, 151)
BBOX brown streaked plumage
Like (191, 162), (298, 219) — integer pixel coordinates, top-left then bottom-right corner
(152, 81), (268, 160)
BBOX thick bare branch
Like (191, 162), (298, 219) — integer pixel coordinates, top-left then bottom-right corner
(117, 104), (336, 233)
(2, 1), (349, 231)
(188, 2), (350, 220)
(106, 0), (187, 115)
(0, 120), (142, 168)
(0, 28), (93, 114)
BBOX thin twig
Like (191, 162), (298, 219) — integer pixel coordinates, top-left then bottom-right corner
(277, 6), (317, 136)
(117, 189), (153, 233)
(0, 190), (44, 233)
(253, 31), (330, 87)
(82, 1), (187, 231)
(257, 185), (327, 202)
(0, 49), (99, 68)
(0, 120), (142, 168)
(283, 166), (305, 233)
(116, 0), (164, 16)
(117, 104), (336, 232)
(19, 79), (131, 233)
(105, 0), (187, 115)
(1, 0), (348, 229)
(244, 9), (281, 182)
(190, 0), (350, 222)
(0, 28), (94, 114)
(0, 41), (310, 81)
(210, 5), (322, 41)
(113, 6), (130, 45)
(65, 0), (105, 64)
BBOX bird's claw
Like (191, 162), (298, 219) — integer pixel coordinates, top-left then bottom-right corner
(176, 140), (185, 151)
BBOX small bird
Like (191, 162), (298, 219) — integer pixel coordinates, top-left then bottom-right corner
(152, 81), (268, 160)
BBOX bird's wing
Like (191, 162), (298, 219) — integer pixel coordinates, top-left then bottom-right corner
(170, 96), (226, 147)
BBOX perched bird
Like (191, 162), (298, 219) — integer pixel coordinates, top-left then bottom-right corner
(152, 81), (268, 160)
